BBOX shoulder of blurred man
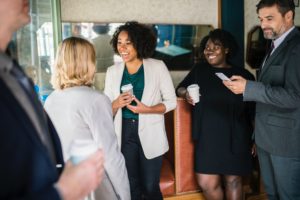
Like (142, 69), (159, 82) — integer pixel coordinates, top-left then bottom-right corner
(0, 54), (63, 199)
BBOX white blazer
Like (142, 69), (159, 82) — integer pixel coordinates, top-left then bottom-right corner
(104, 58), (176, 159)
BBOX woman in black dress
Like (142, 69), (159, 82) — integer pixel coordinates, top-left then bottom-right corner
(176, 29), (255, 200)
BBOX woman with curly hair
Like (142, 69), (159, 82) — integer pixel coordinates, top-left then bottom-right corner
(104, 21), (176, 200)
(177, 29), (255, 200)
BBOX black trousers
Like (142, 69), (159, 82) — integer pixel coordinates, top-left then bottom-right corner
(121, 118), (163, 200)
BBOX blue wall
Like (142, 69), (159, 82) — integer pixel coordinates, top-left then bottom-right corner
(221, 0), (244, 67)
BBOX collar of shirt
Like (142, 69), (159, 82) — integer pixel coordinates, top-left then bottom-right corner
(272, 26), (295, 54)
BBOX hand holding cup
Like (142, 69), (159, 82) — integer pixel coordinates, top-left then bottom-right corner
(121, 83), (134, 95)
(187, 84), (200, 105)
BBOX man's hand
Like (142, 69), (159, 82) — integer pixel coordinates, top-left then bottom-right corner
(223, 75), (247, 94)
(56, 150), (104, 200)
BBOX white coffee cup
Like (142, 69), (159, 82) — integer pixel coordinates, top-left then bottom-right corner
(187, 84), (200, 103)
(69, 139), (98, 200)
(121, 83), (134, 95)
(69, 139), (98, 165)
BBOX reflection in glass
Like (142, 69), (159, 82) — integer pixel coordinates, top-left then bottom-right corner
(10, 0), (55, 103)
(246, 26), (300, 70)
(246, 26), (268, 69)
(62, 22), (213, 71)
(92, 24), (114, 72)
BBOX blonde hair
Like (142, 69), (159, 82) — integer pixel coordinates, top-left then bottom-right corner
(51, 37), (96, 90)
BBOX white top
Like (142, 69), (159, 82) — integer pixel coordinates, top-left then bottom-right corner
(45, 86), (130, 200)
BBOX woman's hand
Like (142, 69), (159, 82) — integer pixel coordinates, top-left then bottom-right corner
(177, 87), (197, 106)
(127, 96), (150, 114)
(186, 92), (196, 106)
(112, 92), (134, 115)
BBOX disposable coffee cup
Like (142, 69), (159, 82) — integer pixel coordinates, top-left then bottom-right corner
(69, 139), (98, 165)
(187, 84), (200, 103)
(121, 83), (133, 95)
(69, 139), (98, 200)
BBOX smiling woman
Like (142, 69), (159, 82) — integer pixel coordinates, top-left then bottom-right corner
(176, 28), (255, 200)
(104, 21), (177, 200)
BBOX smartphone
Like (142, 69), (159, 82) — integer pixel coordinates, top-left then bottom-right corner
(215, 72), (231, 81)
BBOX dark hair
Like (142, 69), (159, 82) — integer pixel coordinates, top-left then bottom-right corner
(110, 21), (157, 59)
(256, 0), (295, 19)
(207, 29), (239, 61)
(198, 35), (209, 61)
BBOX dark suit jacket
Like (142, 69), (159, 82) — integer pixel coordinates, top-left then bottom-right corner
(0, 57), (64, 199)
(244, 27), (300, 157)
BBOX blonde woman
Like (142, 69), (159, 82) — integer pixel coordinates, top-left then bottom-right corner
(44, 37), (130, 200)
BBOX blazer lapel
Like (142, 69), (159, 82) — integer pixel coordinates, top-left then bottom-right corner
(114, 62), (125, 96)
(0, 78), (49, 153)
(259, 41), (287, 80)
(141, 59), (152, 105)
(259, 28), (298, 81)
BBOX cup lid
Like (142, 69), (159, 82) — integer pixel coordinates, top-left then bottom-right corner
(121, 83), (133, 90)
(69, 139), (98, 157)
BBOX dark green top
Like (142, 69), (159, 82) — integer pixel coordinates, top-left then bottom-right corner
(121, 64), (144, 119)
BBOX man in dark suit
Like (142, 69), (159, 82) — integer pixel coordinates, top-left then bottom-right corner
(0, 0), (104, 199)
(223, 0), (300, 199)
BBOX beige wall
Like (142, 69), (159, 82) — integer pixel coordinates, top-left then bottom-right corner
(61, 0), (300, 90)
(61, 0), (219, 27)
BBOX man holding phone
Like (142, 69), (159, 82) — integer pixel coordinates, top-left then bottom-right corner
(224, 0), (300, 199)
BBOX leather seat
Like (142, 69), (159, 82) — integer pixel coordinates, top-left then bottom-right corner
(174, 98), (199, 193)
(160, 110), (175, 196)
(160, 98), (200, 197)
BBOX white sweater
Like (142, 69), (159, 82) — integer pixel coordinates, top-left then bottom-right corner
(45, 86), (130, 200)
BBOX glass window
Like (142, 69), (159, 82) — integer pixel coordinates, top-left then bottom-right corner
(7, 0), (56, 103)
(62, 22), (213, 72)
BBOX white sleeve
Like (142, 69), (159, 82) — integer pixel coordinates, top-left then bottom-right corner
(159, 62), (177, 113)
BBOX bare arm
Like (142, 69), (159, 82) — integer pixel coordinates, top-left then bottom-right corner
(127, 97), (166, 114)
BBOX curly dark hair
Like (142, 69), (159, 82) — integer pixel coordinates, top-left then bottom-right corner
(207, 28), (239, 61)
(110, 21), (157, 59)
(198, 35), (209, 61)
(256, 0), (295, 19)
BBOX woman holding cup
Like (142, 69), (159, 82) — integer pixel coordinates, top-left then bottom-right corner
(104, 21), (176, 200)
(44, 37), (130, 200)
(176, 29), (255, 200)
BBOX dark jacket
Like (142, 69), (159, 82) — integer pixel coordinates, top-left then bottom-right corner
(0, 53), (64, 200)
(244, 27), (300, 157)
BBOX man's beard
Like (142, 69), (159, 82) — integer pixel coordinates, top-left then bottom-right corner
(263, 28), (277, 40)
(263, 24), (285, 40)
